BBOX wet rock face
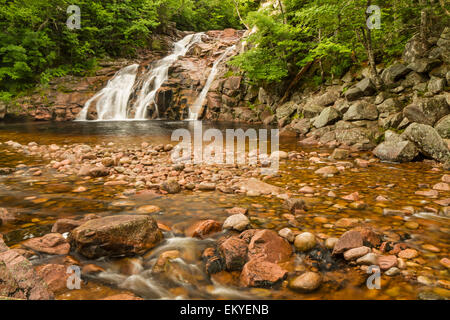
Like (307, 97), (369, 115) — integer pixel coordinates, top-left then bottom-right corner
(219, 237), (248, 271)
(239, 259), (287, 288)
(247, 230), (293, 264)
(69, 215), (163, 259)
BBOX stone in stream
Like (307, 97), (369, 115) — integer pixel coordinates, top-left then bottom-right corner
(278, 228), (295, 243)
(186, 220), (222, 239)
(35, 264), (71, 294)
(223, 214), (250, 232)
(152, 250), (181, 274)
(225, 207), (248, 215)
(0, 246), (54, 300)
(22, 233), (70, 255)
(294, 232), (317, 252)
(239, 259), (287, 288)
(284, 198), (307, 213)
(219, 237), (248, 271)
(160, 179), (181, 194)
(69, 215), (163, 259)
(356, 253), (379, 265)
(378, 255), (398, 271)
(51, 218), (83, 234)
(373, 133), (419, 163)
(332, 230), (363, 255)
(247, 230), (292, 264)
(289, 272), (322, 293)
(88, 166), (110, 178)
(343, 246), (371, 261)
(234, 178), (284, 196)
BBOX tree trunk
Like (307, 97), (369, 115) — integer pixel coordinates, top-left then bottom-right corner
(233, 0), (249, 30)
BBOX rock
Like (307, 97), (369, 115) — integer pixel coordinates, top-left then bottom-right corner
(356, 253), (379, 265)
(335, 218), (360, 228)
(330, 148), (349, 160)
(332, 230), (363, 255)
(223, 214), (250, 232)
(278, 228), (295, 243)
(225, 207), (248, 215)
(289, 272), (322, 293)
(398, 248), (419, 259)
(161, 179), (181, 194)
(35, 264), (70, 293)
(381, 63), (410, 86)
(315, 90), (339, 106)
(403, 34), (429, 64)
(0, 249), (54, 300)
(343, 101), (378, 121)
(153, 250), (180, 274)
(315, 166), (339, 176)
(22, 233), (70, 255)
(276, 101), (298, 119)
(325, 238), (339, 250)
(345, 87), (364, 101)
(428, 76), (446, 94)
(186, 220), (222, 239)
(0, 208), (17, 224)
(373, 134), (419, 163)
(294, 232), (317, 252)
(377, 98), (403, 115)
(136, 205), (161, 214)
(313, 107), (341, 128)
(378, 255), (398, 271)
(403, 96), (449, 126)
(435, 115), (450, 139)
(51, 219), (82, 234)
(343, 246), (371, 261)
(270, 150), (288, 160)
(88, 166), (109, 178)
(439, 258), (450, 269)
(69, 215), (163, 258)
(219, 237), (248, 271)
(284, 198), (306, 213)
(248, 230), (292, 263)
(240, 259), (287, 288)
(408, 58), (441, 73)
(101, 293), (143, 300)
(385, 267), (401, 276)
(402, 123), (450, 163)
(302, 105), (325, 118)
(198, 182), (216, 191)
(417, 275), (433, 286)
(235, 178), (284, 195)
(433, 183), (449, 191)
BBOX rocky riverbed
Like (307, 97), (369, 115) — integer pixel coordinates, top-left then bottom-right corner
(0, 121), (449, 300)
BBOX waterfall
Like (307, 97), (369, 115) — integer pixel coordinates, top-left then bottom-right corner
(76, 33), (204, 121)
(187, 45), (236, 121)
(75, 64), (139, 121)
(133, 33), (204, 120)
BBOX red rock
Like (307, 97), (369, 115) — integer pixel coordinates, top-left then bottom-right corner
(186, 220), (222, 239)
(0, 249), (54, 300)
(23, 233), (70, 255)
(378, 255), (398, 270)
(248, 230), (292, 264)
(415, 190), (439, 197)
(219, 237), (248, 271)
(51, 219), (82, 234)
(433, 183), (450, 191)
(352, 227), (382, 247)
(342, 192), (360, 201)
(240, 259), (287, 288)
(35, 264), (71, 293)
(332, 230), (364, 255)
(239, 229), (261, 243)
(440, 257), (450, 269)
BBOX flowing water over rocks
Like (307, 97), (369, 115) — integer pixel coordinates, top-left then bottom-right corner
(0, 121), (449, 300)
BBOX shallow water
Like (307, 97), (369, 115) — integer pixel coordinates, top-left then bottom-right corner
(0, 121), (449, 300)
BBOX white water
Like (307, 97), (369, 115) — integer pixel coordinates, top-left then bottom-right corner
(134, 33), (204, 120)
(187, 45), (236, 120)
(75, 64), (139, 121)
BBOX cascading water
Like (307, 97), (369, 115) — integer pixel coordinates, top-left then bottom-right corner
(187, 45), (236, 120)
(134, 33), (204, 120)
(75, 64), (139, 121)
(76, 33), (204, 121)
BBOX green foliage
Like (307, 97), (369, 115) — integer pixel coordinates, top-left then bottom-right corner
(0, 0), (247, 94)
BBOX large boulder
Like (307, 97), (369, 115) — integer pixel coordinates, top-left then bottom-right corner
(435, 115), (450, 139)
(428, 76), (446, 94)
(343, 101), (379, 121)
(437, 27), (450, 64)
(22, 233), (70, 255)
(401, 123), (450, 163)
(219, 237), (248, 271)
(407, 58), (441, 74)
(403, 34), (430, 64)
(313, 107), (341, 128)
(381, 63), (410, 86)
(403, 96), (449, 126)
(373, 132), (419, 163)
(69, 215), (163, 258)
(302, 105), (324, 118)
(345, 78), (377, 101)
(377, 98), (404, 116)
